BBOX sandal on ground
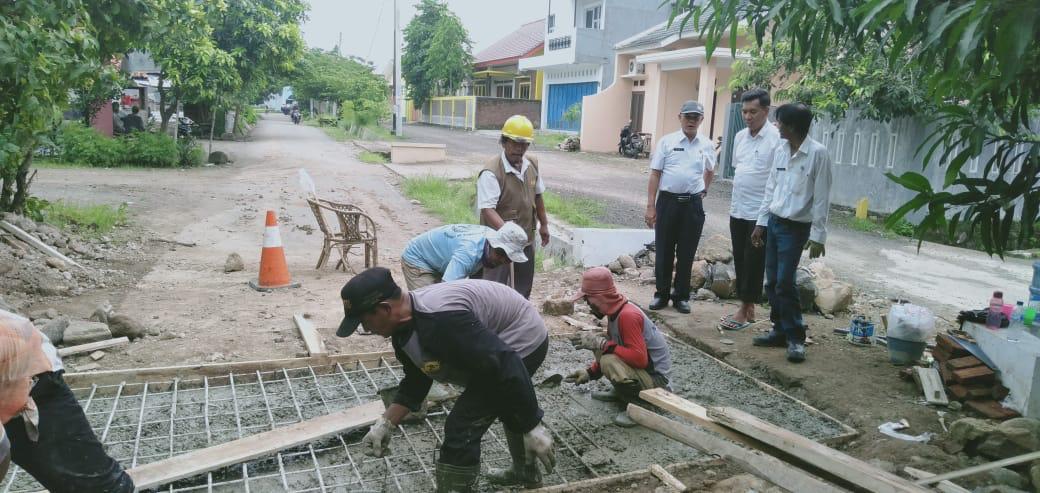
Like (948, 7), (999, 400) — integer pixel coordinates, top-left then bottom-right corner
(718, 317), (752, 331)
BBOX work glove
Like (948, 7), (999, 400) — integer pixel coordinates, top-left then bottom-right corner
(564, 369), (590, 384)
(523, 423), (556, 473)
(576, 332), (608, 352)
(805, 240), (826, 259)
(361, 416), (392, 458)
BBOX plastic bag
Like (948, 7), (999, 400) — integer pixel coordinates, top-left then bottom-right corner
(887, 303), (936, 342)
(298, 168), (317, 200)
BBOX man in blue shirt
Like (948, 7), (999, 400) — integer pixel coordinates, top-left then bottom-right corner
(400, 222), (529, 290)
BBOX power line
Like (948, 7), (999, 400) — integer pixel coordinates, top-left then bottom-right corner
(366, 0), (387, 62)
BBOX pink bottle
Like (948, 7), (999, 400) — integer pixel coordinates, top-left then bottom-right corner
(987, 291), (1004, 329)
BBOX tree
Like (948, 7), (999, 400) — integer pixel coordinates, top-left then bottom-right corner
(402, 0), (473, 107)
(670, 0), (1039, 255)
(290, 49), (389, 127)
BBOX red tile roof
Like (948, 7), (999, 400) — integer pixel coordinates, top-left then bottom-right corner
(473, 19), (545, 68)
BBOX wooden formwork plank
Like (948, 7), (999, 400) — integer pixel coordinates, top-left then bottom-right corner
(292, 313), (328, 356)
(57, 337), (129, 357)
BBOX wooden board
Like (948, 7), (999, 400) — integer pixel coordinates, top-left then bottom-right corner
(639, 388), (771, 450)
(952, 365), (995, 386)
(649, 463), (687, 492)
(57, 337), (129, 357)
(945, 356), (983, 370)
(0, 220), (86, 270)
(936, 334), (970, 358)
(707, 406), (931, 493)
(627, 405), (848, 493)
(903, 466), (971, 493)
(911, 367), (949, 405)
(63, 350), (396, 387)
(127, 400), (385, 489)
(292, 314), (328, 356)
(965, 400), (1020, 420)
(914, 450), (1040, 486)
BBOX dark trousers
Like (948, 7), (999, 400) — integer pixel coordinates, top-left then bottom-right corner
(478, 243), (535, 299)
(654, 192), (705, 301)
(730, 217), (766, 304)
(5, 372), (134, 493)
(764, 215), (812, 343)
(439, 336), (548, 466)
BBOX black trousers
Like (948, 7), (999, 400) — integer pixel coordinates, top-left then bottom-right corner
(5, 372), (134, 493)
(439, 336), (548, 466)
(654, 191), (705, 301)
(730, 217), (767, 304)
(478, 243), (535, 299)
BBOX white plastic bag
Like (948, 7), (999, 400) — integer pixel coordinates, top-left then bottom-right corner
(297, 168), (317, 200)
(887, 303), (936, 342)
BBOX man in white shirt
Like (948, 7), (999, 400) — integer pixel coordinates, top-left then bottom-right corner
(645, 100), (716, 314)
(721, 89), (781, 331)
(750, 103), (833, 362)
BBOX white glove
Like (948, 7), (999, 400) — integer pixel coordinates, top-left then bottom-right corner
(361, 416), (392, 458)
(564, 369), (590, 384)
(577, 332), (608, 352)
(523, 423), (556, 473)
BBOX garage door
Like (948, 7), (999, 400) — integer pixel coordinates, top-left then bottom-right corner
(546, 82), (598, 131)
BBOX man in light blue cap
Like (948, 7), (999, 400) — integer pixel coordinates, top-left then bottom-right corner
(400, 222), (529, 290)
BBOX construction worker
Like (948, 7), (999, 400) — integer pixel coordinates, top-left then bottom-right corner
(400, 222), (529, 290)
(564, 267), (672, 427)
(337, 267), (555, 491)
(0, 310), (134, 492)
(645, 100), (716, 314)
(476, 114), (550, 299)
(750, 102), (833, 363)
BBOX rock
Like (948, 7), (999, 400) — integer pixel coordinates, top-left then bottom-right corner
(68, 240), (90, 255)
(795, 267), (818, 312)
(89, 351), (105, 361)
(708, 473), (784, 493)
(35, 223), (60, 239)
(207, 352), (225, 362)
(690, 260), (712, 290)
(63, 321), (112, 345)
(89, 302), (113, 323)
(694, 288), (718, 301)
(815, 281), (853, 314)
(36, 283), (69, 297)
(542, 298), (574, 316)
(697, 234), (733, 264)
(947, 417), (998, 454)
(52, 236), (67, 249)
(146, 326), (161, 337)
(542, 258), (554, 272)
(45, 257), (66, 270)
(988, 468), (1028, 490)
(978, 417), (1040, 460)
(30, 308), (59, 321)
(1030, 464), (1040, 492)
(710, 262), (737, 299)
(107, 314), (147, 340)
(617, 254), (637, 270)
(607, 260), (623, 274)
(208, 150), (231, 164)
(623, 267), (639, 277)
(224, 253), (245, 273)
(806, 260), (835, 289)
(39, 317), (69, 344)
(947, 401), (963, 411)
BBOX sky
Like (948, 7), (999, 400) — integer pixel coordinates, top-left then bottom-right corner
(301, 0), (547, 72)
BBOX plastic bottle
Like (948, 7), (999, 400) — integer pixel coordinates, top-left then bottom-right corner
(987, 291), (1004, 329)
(1011, 301), (1025, 326)
(1027, 294), (1040, 327)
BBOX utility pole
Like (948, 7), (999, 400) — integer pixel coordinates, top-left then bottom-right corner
(337, 32), (342, 56)
(393, 0), (403, 137)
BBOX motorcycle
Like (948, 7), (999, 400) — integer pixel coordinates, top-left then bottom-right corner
(618, 122), (650, 158)
(291, 110), (301, 124)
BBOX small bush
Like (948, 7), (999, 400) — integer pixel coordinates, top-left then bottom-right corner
(889, 219), (915, 237)
(124, 131), (179, 167)
(57, 123), (122, 166)
(358, 151), (388, 164)
(42, 200), (127, 234)
(55, 122), (191, 168)
(178, 138), (205, 167)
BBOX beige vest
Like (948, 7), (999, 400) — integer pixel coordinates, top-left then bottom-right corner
(479, 154), (540, 243)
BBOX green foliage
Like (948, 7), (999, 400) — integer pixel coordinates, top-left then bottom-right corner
(533, 132), (568, 149)
(542, 191), (609, 228)
(55, 122), (200, 168)
(562, 103), (583, 124)
(669, 0), (1040, 255)
(358, 151), (388, 164)
(291, 49), (389, 129)
(71, 65), (130, 126)
(402, 0), (473, 107)
(178, 137), (205, 167)
(402, 176), (477, 225)
(57, 123), (123, 167)
(41, 200), (127, 234)
(124, 132), (180, 168)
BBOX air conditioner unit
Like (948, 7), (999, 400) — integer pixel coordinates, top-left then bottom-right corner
(628, 61), (645, 75)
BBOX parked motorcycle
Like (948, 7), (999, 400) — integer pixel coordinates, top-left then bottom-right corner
(618, 122), (650, 158)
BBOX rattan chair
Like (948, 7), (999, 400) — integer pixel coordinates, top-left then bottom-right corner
(306, 198), (378, 271)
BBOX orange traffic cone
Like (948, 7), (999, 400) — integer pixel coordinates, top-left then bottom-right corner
(249, 210), (300, 291)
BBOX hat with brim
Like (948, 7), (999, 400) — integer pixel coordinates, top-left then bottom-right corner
(680, 100), (704, 115)
(336, 267), (400, 337)
(570, 267), (627, 315)
(486, 222), (529, 264)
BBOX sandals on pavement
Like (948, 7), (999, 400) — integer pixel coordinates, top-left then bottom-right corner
(718, 316), (753, 332)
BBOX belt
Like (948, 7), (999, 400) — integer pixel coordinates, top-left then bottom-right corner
(659, 190), (703, 203)
(771, 214), (811, 226)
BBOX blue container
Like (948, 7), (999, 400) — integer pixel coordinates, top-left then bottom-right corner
(888, 337), (927, 365)
(848, 316), (875, 345)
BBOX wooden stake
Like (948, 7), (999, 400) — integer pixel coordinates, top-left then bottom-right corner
(912, 450), (1040, 486)
(292, 314), (328, 357)
(57, 337), (129, 357)
(0, 220), (85, 270)
(649, 463), (687, 492)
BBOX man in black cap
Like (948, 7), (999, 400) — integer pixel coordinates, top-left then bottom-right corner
(644, 100), (717, 314)
(336, 267), (554, 492)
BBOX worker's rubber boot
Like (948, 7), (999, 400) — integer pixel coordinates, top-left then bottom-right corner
(485, 430), (543, 488)
(590, 388), (621, 402)
(435, 461), (480, 493)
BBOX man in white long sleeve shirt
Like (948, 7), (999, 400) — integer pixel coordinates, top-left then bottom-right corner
(749, 103), (833, 362)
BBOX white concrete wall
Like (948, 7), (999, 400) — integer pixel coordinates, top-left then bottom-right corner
(546, 225), (654, 267)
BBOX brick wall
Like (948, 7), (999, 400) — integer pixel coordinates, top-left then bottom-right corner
(475, 97), (541, 130)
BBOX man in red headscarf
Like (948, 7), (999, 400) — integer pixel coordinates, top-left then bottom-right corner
(564, 267), (673, 427)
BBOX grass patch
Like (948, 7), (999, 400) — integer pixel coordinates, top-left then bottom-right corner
(833, 213), (914, 239)
(401, 176), (477, 224)
(533, 131), (568, 149)
(31, 159), (94, 169)
(358, 151), (388, 164)
(40, 200), (127, 235)
(542, 191), (609, 228)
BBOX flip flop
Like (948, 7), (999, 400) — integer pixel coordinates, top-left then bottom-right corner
(718, 318), (752, 331)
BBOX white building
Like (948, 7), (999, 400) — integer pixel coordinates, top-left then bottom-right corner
(518, 0), (671, 132)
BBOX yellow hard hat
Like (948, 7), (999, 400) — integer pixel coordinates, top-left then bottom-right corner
(501, 115), (534, 143)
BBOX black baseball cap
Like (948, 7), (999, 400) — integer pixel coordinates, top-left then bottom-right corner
(336, 267), (401, 337)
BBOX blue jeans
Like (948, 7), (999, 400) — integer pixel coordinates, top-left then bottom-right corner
(764, 215), (812, 343)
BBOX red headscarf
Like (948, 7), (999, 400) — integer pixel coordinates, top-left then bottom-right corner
(571, 267), (627, 316)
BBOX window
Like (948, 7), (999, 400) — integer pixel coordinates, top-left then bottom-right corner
(886, 133), (898, 169)
(868, 132), (879, 167)
(832, 131), (845, 164)
(473, 85), (486, 97)
(518, 82), (531, 100)
(548, 14), (555, 33)
(849, 132), (861, 166)
(496, 84), (513, 98)
(585, 5), (601, 29)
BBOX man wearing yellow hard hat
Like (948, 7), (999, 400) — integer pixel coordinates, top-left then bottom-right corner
(475, 115), (549, 299)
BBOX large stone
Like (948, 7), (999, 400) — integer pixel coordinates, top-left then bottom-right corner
(30, 308), (59, 321)
(607, 260), (623, 275)
(36, 283), (69, 297)
(806, 259), (835, 289)
(978, 417), (1040, 460)
(89, 302), (112, 323)
(795, 267), (818, 312)
(1029, 463), (1040, 492)
(690, 260), (712, 290)
(542, 298), (574, 316)
(224, 253), (245, 273)
(39, 317), (69, 344)
(947, 417), (999, 454)
(988, 468), (1028, 490)
(697, 234), (733, 264)
(68, 240), (91, 256)
(208, 150), (231, 164)
(107, 314), (146, 340)
(710, 262), (737, 299)
(694, 288), (718, 301)
(815, 281), (853, 314)
(617, 254), (637, 270)
(63, 321), (112, 345)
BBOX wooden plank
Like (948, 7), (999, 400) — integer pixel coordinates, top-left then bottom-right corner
(911, 367), (949, 405)
(707, 406), (931, 493)
(965, 400), (1020, 420)
(63, 351), (396, 387)
(952, 365), (995, 385)
(945, 356), (983, 370)
(946, 384), (970, 401)
(938, 362), (954, 384)
(127, 400), (384, 489)
(0, 220), (86, 270)
(639, 388), (771, 450)
(903, 467), (971, 493)
(649, 464), (687, 492)
(627, 405), (848, 493)
(292, 314), (328, 356)
(914, 450), (1040, 486)
(57, 337), (129, 357)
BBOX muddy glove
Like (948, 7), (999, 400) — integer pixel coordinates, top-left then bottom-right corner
(805, 240), (826, 259)
(577, 332), (608, 352)
(564, 369), (590, 384)
(361, 416), (392, 458)
(523, 423), (556, 473)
